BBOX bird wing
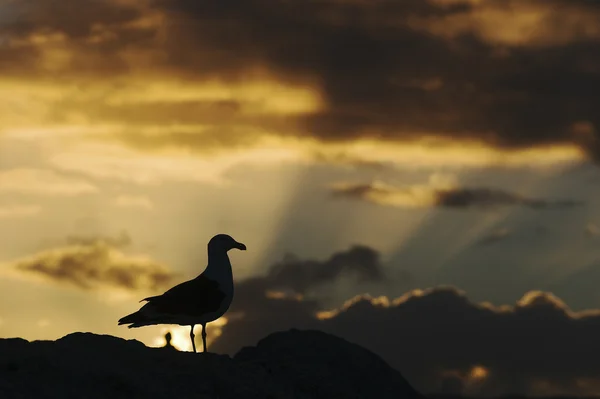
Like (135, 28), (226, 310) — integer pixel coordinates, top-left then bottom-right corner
(140, 274), (226, 316)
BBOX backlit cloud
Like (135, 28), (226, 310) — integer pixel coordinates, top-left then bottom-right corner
(8, 232), (174, 293)
(331, 179), (583, 210)
(1, 0), (598, 165)
(46, 141), (303, 185)
(225, 244), (393, 324)
(407, 0), (600, 47)
(212, 285), (600, 396)
(263, 245), (386, 294)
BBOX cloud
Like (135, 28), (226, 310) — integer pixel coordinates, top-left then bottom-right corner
(113, 194), (154, 211)
(1, 0), (599, 164)
(224, 245), (389, 323)
(330, 179), (583, 210)
(218, 244), (392, 332)
(9, 232), (175, 293)
(474, 228), (511, 247)
(0, 0), (151, 76)
(64, 230), (132, 249)
(201, 245), (398, 379)
(263, 245), (386, 294)
(151, 0), (600, 161)
(407, 0), (600, 47)
(211, 285), (600, 396)
(0, 168), (98, 196)
(331, 181), (440, 209)
(0, 204), (41, 218)
(47, 141), (303, 185)
(436, 188), (582, 209)
(310, 150), (392, 170)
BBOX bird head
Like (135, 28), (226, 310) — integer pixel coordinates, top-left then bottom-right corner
(208, 234), (247, 253)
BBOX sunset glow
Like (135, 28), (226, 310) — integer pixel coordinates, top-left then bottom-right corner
(2, 0), (600, 395)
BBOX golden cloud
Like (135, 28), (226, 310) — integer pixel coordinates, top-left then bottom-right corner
(6, 234), (175, 293)
(408, 0), (600, 47)
(1, 0), (598, 169)
(330, 174), (583, 209)
(0, 204), (41, 219)
(0, 168), (98, 196)
(45, 140), (304, 185)
(3, 129), (584, 189)
(113, 194), (154, 210)
(316, 286), (600, 321)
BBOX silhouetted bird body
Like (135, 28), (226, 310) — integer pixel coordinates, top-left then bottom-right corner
(118, 234), (246, 353)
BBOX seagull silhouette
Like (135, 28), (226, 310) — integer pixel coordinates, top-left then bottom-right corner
(118, 234), (246, 352)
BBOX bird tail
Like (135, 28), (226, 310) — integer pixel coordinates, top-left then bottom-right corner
(118, 301), (165, 328)
(118, 311), (145, 328)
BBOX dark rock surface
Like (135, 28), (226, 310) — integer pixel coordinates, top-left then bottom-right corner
(0, 328), (424, 399)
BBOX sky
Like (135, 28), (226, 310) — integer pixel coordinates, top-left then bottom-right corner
(1, 0), (600, 396)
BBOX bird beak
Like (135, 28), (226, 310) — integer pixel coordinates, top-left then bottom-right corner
(234, 241), (247, 251)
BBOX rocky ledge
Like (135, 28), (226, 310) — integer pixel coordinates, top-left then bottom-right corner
(0, 329), (424, 399)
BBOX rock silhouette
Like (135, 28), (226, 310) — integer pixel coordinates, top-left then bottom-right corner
(0, 329), (424, 399)
(162, 332), (177, 351)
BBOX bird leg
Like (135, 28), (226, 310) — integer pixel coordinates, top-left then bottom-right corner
(201, 323), (207, 353)
(190, 324), (196, 353)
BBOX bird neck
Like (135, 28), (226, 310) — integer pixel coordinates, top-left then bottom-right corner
(204, 251), (233, 285)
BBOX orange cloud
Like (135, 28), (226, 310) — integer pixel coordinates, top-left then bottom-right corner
(1, 0), (599, 169)
(5, 233), (175, 293)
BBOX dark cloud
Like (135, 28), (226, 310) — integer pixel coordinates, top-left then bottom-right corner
(264, 245), (385, 294)
(4, 0), (143, 39)
(224, 245), (388, 314)
(151, 0), (600, 159)
(212, 286), (600, 396)
(216, 244), (390, 351)
(13, 232), (175, 292)
(474, 228), (511, 247)
(330, 181), (583, 210)
(3, 0), (600, 159)
(0, 0), (154, 79)
(436, 188), (583, 209)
